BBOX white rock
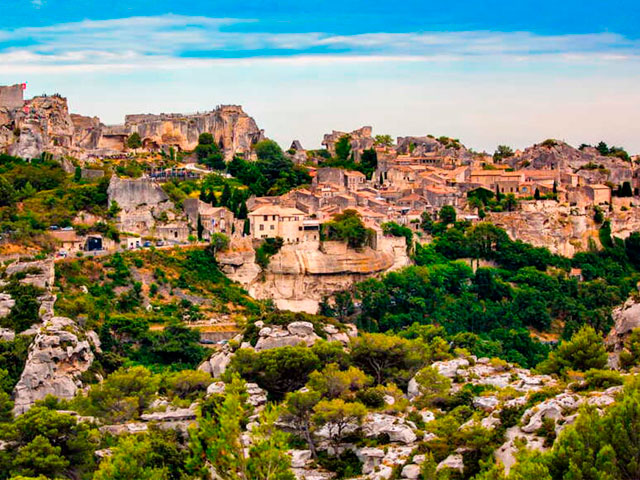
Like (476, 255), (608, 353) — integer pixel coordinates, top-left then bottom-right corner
(289, 449), (312, 468)
(206, 381), (226, 396)
(473, 396), (499, 411)
(437, 454), (464, 472)
(432, 358), (470, 378)
(419, 410), (436, 424)
(0, 327), (15, 342)
(287, 321), (315, 336)
(401, 464), (421, 479)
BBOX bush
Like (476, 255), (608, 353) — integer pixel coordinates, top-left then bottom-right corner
(583, 369), (623, 390)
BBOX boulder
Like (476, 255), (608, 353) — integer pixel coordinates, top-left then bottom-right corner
(0, 327), (15, 342)
(473, 396), (499, 412)
(287, 321), (315, 336)
(437, 454), (464, 473)
(0, 294), (15, 318)
(254, 323), (320, 351)
(289, 449), (312, 468)
(199, 350), (232, 378)
(13, 317), (95, 415)
(432, 358), (470, 378)
(607, 297), (640, 352)
(362, 413), (417, 444)
(401, 464), (421, 479)
(521, 394), (580, 433)
(357, 447), (385, 474)
(140, 404), (197, 422)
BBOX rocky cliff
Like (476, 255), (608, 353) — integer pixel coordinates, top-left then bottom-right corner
(218, 237), (410, 313)
(511, 141), (633, 185)
(0, 94), (75, 159)
(13, 316), (99, 415)
(123, 105), (263, 159)
(486, 201), (640, 256)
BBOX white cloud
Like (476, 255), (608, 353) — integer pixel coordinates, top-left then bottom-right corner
(0, 14), (638, 72)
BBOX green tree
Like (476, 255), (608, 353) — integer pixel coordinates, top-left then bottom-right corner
(12, 435), (69, 478)
(306, 363), (370, 400)
(127, 132), (142, 150)
(335, 135), (352, 161)
(439, 205), (457, 225)
(322, 209), (373, 249)
(312, 399), (367, 450)
(539, 325), (607, 374)
(93, 436), (167, 480)
(283, 390), (321, 459)
(229, 346), (321, 399)
(220, 184), (232, 207)
(189, 376), (294, 480)
(412, 366), (452, 407)
(86, 366), (159, 422)
(197, 214), (204, 241)
(246, 406), (295, 480)
(209, 233), (230, 254)
(0, 176), (16, 207)
(493, 145), (514, 163)
(350, 333), (426, 386)
(374, 134), (393, 147)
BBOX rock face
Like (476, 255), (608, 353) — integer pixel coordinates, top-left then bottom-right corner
(396, 135), (473, 163)
(512, 141), (633, 185)
(225, 238), (410, 313)
(0, 94), (75, 159)
(107, 176), (170, 212)
(106, 176), (177, 235)
(487, 201), (640, 256)
(255, 321), (320, 351)
(123, 106), (263, 159)
(606, 296), (640, 364)
(322, 126), (374, 162)
(13, 317), (97, 415)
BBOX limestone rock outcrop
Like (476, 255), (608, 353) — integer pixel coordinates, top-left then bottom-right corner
(322, 126), (374, 162)
(13, 317), (98, 415)
(233, 239), (410, 313)
(606, 296), (640, 365)
(123, 106), (264, 159)
(511, 141), (633, 185)
(487, 201), (640, 256)
(0, 94), (75, 159)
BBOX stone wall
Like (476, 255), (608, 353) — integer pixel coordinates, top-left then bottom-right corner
(0, 84), (24, 109)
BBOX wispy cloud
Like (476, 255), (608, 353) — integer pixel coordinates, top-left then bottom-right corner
(0, 14), (638, 73)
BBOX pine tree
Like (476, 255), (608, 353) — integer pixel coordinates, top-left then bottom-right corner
(221, 184), (232, 208)
(197, 215), (204, 241)
(243, 218), (251, 237)
(237, 201), (249, 220)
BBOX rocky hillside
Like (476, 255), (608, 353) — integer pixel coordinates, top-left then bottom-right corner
(511, 140), (633, 185)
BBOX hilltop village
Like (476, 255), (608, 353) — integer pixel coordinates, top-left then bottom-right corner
(3, 84), (640, 480)
(2, 82), (639, 310)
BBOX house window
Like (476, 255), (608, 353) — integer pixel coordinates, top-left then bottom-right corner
(174, 231), (178, 238)
(263, 215), (268, 221)
(259, 224), (264, 231)
(270, 225), (275, 230)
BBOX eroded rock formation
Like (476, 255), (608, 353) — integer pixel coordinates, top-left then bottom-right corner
(511, 141), (633, 185)
(486, 201), (640, 256)
(13, 316), (99, 415)
(219, 238), (410, 313)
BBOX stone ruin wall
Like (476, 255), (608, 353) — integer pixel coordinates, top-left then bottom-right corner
(0, 84), (24, 110)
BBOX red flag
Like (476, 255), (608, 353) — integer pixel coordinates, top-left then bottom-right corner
(21, 83), (27, 90)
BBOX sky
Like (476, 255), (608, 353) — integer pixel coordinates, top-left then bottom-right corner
(1, 1), (640, 153)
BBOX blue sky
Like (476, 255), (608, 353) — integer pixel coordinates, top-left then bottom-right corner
(2, 0), (640, 152)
